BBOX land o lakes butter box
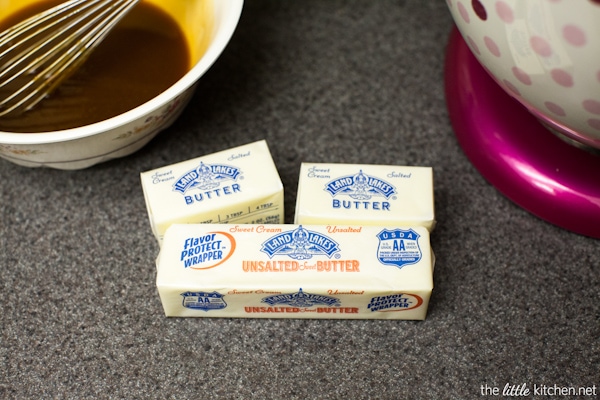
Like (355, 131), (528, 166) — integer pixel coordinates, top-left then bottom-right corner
(294, 163), (435, 231)
(140, 140), (284, 243)
(156, 223), (434, 320)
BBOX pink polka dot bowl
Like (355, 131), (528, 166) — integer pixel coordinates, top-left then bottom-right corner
(447, 0), (600, 151)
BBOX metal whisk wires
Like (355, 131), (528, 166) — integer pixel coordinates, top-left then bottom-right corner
(0, 0), (139, 117)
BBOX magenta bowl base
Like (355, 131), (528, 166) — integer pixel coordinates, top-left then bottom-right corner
(444, 27), (600, 239)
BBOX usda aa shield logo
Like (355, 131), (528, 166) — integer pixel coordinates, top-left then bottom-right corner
(181, 291), (227, 311)
(376, 228), (422, 269)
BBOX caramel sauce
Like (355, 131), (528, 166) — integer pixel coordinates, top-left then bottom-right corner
(0, 1), (190, 133)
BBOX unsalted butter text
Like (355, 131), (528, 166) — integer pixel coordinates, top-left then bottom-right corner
(242, 260), (360, 272)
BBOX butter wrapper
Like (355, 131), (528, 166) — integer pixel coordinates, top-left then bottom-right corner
(140, 140), (284, 243)
(294, 163), (435, 231)
(156, 224), (434, 320)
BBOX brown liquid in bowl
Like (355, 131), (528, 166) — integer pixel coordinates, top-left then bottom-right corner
(0, 1), (190, 133)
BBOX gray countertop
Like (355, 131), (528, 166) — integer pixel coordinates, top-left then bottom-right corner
(1, 1), (598, 398)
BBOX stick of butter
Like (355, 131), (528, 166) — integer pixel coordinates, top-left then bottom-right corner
(156, 223), (434, 320)
(294, 163), (435, 231)
(140, 140), (284, 243)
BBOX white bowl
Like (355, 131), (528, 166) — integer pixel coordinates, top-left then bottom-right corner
(0, 0), (243, 169)
(447, 0), (600, 150)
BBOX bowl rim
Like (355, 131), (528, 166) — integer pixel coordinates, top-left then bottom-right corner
(0, 0), (244, 145)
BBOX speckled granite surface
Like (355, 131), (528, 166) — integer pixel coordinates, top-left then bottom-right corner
(1, 1), (598, 399)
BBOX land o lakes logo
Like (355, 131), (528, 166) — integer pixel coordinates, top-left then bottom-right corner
(260, 226), (340, 260)
(376, 228), (422, 269)
(172, 162), (241, 194)
(262, 288), (340, 308)
(324, 170), (397, 201)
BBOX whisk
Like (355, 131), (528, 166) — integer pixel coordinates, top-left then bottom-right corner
(0, 0), (139, 117)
